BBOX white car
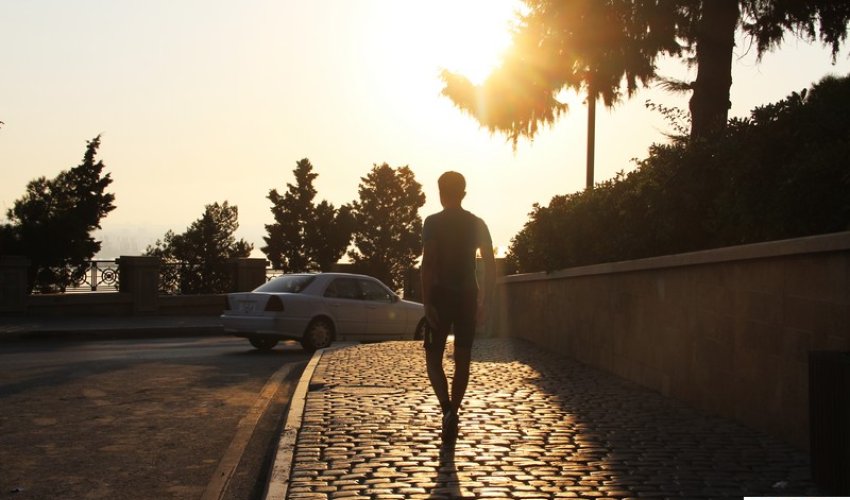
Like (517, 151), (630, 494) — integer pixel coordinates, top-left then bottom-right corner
(221, 273), (426, 351)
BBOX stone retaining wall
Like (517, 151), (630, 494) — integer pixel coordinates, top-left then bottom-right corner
(497, 231), (850, 450)
(27, 292), (135, 316)
(0, 256), (266, 316)
(24, 293), (227, 316)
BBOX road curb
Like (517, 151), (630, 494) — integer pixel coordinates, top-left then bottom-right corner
(203, 362), (298, 500)
(263, 346), (325, 500)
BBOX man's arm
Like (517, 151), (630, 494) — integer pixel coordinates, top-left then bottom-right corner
(421, 238), (439, 329)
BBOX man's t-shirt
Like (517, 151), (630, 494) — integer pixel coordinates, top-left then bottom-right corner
(422, 207), (492, 292)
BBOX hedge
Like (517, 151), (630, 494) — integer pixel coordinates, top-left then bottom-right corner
(508, 74), (850, 273)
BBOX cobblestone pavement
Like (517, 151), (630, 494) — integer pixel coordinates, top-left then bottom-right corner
(286, 339), (814, 499)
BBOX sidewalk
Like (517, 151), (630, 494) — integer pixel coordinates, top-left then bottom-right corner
(272, 338), (815, 499)
(0, 314), (224, 341)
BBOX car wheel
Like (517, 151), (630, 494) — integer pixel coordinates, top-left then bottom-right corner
(302, 318), (333, 352)
(249, 337), (278, 351)
(414, 318), (427, 341)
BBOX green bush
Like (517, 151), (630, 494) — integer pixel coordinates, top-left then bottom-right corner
(508, 74), (850, 273)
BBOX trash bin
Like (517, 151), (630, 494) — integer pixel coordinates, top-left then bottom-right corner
(809, 350), (850, 495)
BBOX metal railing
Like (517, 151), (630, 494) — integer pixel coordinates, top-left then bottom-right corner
(158, 263), (286, 294)
(33, 259), (120, 294)
(31, 259), (287, 294)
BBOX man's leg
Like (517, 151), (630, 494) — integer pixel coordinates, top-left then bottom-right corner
(425, 321), (464, 442)
(425, 343), (451, 413)
(426, 288), (454, 414)
(450, 289), (477, 414)
(450, 346), (472, 413)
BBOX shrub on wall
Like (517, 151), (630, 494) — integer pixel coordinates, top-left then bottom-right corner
(508, 74), (850, 273)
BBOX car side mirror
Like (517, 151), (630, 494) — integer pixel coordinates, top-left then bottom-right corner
(391, 294), (400, 303)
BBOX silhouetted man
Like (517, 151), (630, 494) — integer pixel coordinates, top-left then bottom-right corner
(421, 171), (495, 441)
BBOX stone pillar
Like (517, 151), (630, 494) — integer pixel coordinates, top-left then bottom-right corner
(231, 258), (268, 292)
(118, 256), (160, 314)
(0, 255), (30, 313)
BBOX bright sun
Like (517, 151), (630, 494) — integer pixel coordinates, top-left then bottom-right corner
(378, 1), (521, 86)
(431, 1), (520, 84)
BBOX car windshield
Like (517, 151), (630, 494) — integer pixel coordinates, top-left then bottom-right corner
(254, 275), (316, 294)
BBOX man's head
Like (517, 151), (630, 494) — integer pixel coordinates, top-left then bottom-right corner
(438, 171), (466, 207)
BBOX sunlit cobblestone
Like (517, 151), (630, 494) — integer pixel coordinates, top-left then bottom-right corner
(286, 339), (815, 498)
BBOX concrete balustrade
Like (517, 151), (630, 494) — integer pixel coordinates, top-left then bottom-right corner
(0, 256), (269, 316)
(496, 230), (850, 450)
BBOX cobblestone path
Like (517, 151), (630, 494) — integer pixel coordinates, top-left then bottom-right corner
(287, 339), (814, 499)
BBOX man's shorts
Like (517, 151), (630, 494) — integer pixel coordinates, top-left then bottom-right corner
(424, 285), (478, 352)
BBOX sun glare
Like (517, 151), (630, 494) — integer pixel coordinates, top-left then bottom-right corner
(377, 1), (521, 86)
(437, 3), (519, 84)
(433, 1), (519, 84)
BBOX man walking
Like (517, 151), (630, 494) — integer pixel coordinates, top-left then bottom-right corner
(421, 171), (495, 441)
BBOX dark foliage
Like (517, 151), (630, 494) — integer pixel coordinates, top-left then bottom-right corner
(349, 164), (425, 291)
(308, 200), (355, 272)
(1, 136), (116, 292)
(508, 74), (850, 273)
(441, 0), (850, 143)
(262, 158), (354, 272)
(145, 201), (252, 294)
(441, 0), (684, 147)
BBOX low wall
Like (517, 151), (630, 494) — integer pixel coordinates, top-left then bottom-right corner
(24, 293), (226, 317)
(158, 294), (227, 316)
(28, 292), (135, 316)
(498, 231), (850, 450)
(0, 256), (266, 317)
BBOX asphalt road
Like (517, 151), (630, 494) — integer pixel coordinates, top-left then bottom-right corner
(0, 336), (311, 499)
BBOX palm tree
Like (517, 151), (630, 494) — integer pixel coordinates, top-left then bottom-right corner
(441, 0), (681, 189)
(443, 0), (850, 168)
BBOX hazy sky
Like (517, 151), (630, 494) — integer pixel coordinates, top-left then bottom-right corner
(2, 0), (849, 258)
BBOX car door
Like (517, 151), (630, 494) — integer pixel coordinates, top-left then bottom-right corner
(322, 277), (367, 335)
(358, 278), (401, 337)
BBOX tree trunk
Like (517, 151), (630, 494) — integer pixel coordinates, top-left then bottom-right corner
(689, 0), (740, 140)
(586, 92), (596, 189)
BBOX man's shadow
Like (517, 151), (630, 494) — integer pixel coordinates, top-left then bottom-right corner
(429, 439), (467, 499)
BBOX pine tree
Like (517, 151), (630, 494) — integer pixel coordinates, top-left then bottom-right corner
(262, 159), (316, 272)
(1, 135), (116, 292)
(262, 159), (353, 272)
(348, 164), (425, 290)
(306, 201), (355, 272)
(145, 201), (252, 294)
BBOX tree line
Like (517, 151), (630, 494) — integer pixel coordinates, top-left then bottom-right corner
(441, 0), (849, 187)
(145, 159), (425, 293)
(1, 146), (425, 293)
